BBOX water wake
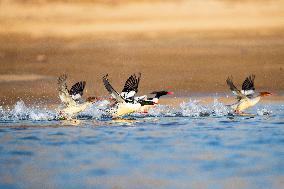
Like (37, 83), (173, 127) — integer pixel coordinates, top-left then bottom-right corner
(0, 98), (272, 122)
(145, 99), (230, 118)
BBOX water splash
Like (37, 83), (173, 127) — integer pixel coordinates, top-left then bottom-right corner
(0, 106), (5, 119)
(0, 100), (112, 122)
(178, 98), (230, 117)
(179, 99), (209, 117)
(257, 108), (272, 116)
(0, 98), (273, 122)
(78, 100), (110, 119)
(130, 99), (230, 118)
(210, 99), (231, 116)
(147, 104), (177, 117)
(0, 100), (56, 121)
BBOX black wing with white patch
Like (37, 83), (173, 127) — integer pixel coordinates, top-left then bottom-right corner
(241, 75), (255, 97)
(69, 81), (86, 100)
(122, 73), (141, 93)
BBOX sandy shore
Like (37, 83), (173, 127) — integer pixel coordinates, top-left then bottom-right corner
(0, 0), (283, 105)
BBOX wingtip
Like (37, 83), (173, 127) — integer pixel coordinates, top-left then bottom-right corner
(131, 72), (141, 78)
(226, 76), (233, 84)
(247, 74), (255, 80)
(103, 74), (109, 80)
(58, 73), (67, 79)
(57, 73), (68, 84)
(226, 75), (233, 80)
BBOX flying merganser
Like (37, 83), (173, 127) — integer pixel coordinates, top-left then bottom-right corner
(138, 91), (174, 113)
(102, 73), (144, 117)
(57, 74), (97, 119)
(226, 75), (272, 114)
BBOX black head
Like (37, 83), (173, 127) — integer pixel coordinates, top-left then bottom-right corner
(150, 91), (174, 98)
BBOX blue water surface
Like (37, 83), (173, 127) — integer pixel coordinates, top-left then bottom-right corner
(0, 103), (283, 189)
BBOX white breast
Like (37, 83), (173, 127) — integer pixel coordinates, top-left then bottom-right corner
(60, 102), (91, 117)
(121, 91), (136, 100)
(112, 102), (141, 117)
(232, 96), (261, 112)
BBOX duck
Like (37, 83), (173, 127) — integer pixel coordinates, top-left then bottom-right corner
(57, 74), (97, 119)
(226, 74), (272, 114)
(102, 73), (144, 117)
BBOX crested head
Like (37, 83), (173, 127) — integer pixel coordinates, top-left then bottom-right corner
(260, 92), (272, 97)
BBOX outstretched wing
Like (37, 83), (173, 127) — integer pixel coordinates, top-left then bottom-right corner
(241, 75), (255, 97)
(226, 76), (246, 100)
(69, 81), (86, 101)
(121, 73), (141, 101)
(102, 74), (125, 103)
(58, 74), (68, 94)
(122, 73), (141, 93)
(57, 74), (76, 107)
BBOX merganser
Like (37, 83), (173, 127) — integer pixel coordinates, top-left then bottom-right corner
(226, 75), (272, 114)
(102, 73), (143, 117)
(138, 91), (174, 113)
(57, 74), (97, 119)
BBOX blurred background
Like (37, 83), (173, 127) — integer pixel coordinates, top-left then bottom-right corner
(0, 0), (283, 105)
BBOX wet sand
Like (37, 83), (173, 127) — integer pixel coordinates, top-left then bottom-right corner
(0, 0), (283, 105)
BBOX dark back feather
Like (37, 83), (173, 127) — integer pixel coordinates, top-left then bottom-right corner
(139, 100), (155, 106)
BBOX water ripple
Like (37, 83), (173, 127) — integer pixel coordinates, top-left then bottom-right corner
(0, 103), (282, 189)
(9, 150), (34, 156)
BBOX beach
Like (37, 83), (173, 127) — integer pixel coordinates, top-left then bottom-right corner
(0, 0), (283, 105)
